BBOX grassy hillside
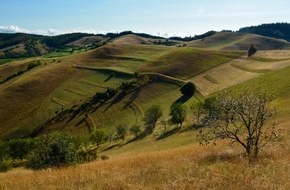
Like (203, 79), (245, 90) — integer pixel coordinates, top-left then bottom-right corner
(188, 32), (290, 51)
(68, 36), (107, 47)
(1, 36), (290, 189)
(111, 34), (152, 45)
(1, 66), (290, 189)
(139, 47), (242, 79)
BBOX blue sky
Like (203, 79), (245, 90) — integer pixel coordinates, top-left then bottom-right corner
(1, 0), (290, 37)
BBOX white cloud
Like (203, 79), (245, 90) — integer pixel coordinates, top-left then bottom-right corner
(0, 25), (105, 36)
(0, 25), (30, 33)
(0, 25), (195, 38)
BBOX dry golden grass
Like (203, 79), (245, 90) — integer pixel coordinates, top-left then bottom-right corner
(0, 137), (289, 190)
(189, 59), (262, 96)
(112, 34), (151, 45)
(0, 61), (79, 138)
(190, 52), (290, 96)
(188, 32), (290, 51)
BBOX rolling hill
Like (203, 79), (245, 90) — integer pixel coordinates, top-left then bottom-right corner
(1, 30), (290, 139)
(1, 50), (290, 189)
(1, 27), (290, 190)
(188, 31), (290, 51)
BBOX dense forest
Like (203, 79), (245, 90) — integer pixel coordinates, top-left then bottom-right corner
(239, 23), (290, 41)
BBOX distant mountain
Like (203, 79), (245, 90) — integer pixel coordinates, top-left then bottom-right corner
(0, 31), (166, 58)
(169, 31), (216, 41)
(239, 23), (290, 42)
(0, 33), (105, 58)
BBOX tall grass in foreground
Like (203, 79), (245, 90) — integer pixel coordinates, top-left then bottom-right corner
(0, 139), (289, 190)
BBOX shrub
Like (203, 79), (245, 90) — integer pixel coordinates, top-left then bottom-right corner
(27, 133), (80, 169)
(8, 138), (33, 160)
(116, 124), (127, 141)
(78, 149), (98, 163)
(0, 160), (13, 173)
(0, 141), (9, 162)
(130, 124), (141, 137)
(100, 155), (109, 160)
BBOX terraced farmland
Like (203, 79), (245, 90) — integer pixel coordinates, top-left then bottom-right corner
(190, 55), (290, 96)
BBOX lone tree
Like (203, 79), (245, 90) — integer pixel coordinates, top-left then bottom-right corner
(199, 89), (278, 163)
(144, 105), (163, 133)
(169, 103), (187, 127)
(116, 124), (127, 141)
(180, 82), (196, 97)
(90, 130), (107, 148)
(247, 44), (257, 57)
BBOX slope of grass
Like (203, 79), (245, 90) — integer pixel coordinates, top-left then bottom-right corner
(112, 34), (151, 45)
(72, 43), (172, 73)
(231, 63), (271, 73)
(0, 59), (35, 82)
(228, 66), (290, 120)
(38, 80), (199, 136)
(1, 45), (290, 189)
(0, 138), (289, 190)
(0, 59), (17, 65)
(139, 47), (242, 79)
(188, 32), (290, 51)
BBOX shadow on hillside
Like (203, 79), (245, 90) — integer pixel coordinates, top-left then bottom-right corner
(123, 88), (141, 109)
(104, 74), (114, 82)
(104, 92), (127, 111)
(180, 123), (204, 133)
(102, 144), (120, 151)
(124, 130), (149, 145)
(173, 95), (192, 105)
(156, 127), (181, 140)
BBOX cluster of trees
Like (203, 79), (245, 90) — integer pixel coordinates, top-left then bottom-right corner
(105, 31), (163, 40)
(150, 39), (178, 46)
(0, 77), (278, 171)
(139, 85), (278, 163)
(239, 22), (290, 42)
(0, 132), (110, 172)
(169, 31), (216, 42)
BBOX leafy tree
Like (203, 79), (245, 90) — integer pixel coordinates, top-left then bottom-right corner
(129, 124), (141, 137)
(116, 124), (127, 141)
(144, 105), (163, 133)
(169, 103), (187, 127)
(27, 133), (80, 169)
(8, 138), (33, 160)
(199, 90), (278, 163)
(180, 82), (196, 97)
(0, 141), (9, 162)
(247, 44), (257, 57)
(90, 130), (107, 148)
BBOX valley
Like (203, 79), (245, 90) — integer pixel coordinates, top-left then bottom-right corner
(0, 29), (290, 189)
